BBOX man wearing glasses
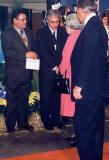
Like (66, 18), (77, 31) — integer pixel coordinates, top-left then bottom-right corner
(1, 8), (37, 133)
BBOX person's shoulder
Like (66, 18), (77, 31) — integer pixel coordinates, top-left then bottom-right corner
(58, 26), (68, 37)
(36, 26), (49, 39)
(58, 26), (66, 32)
(90, 16), (106, 31)
(89, 16), (101, 26)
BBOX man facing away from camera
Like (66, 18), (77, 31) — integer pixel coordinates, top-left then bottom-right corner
(70, 0), (108, 159)
(1, 8), (37, 133)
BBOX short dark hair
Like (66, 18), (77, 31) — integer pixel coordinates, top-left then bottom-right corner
(102, 12), (106, 19)
(77, 0), (97, 12)
(11, 8), (27, 23)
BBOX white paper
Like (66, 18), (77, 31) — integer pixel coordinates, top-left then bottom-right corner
(52, 2), (61, 10)
(26, 58), (40, 70)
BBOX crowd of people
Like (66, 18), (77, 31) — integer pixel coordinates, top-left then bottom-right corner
(1, 0), (109, 160)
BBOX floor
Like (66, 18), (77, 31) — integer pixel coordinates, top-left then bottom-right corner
(0, 105), (109, 160)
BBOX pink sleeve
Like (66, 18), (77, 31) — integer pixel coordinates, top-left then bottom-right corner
(59, 31), (80, 75)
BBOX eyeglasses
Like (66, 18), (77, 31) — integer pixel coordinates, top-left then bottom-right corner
(17, 18), (27, 22)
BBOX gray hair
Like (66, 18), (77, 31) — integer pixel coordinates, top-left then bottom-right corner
(77, 0), (97, 13)
(46, 9), (61, 20)
(65, 13), (82, 29)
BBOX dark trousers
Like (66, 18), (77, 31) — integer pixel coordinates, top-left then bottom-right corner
(5, 81), (31, 129)
(39, 78), (61, 127)
(74, 98), (105, 160)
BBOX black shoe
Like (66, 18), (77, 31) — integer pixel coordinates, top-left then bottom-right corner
(66, 135), (76, 141)
(44, 125), (54, 130)
(19, 125), (34, 132)
(53, 121), (66, 129)
(62, 116), (73, 125)
(7, 128), (15, 133)
(70, 139), (77, 147)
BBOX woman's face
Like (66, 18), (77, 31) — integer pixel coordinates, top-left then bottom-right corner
(66, 26), (74, 35)
(102, 16), (108, 27)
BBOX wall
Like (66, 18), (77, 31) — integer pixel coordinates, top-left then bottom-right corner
(0, 1), (47, 12)
(100, 0), (109, 15)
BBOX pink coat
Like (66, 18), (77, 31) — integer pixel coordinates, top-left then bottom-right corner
(59, 30), (81, 117)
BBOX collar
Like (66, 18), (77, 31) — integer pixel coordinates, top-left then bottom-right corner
(84, 13), (96, 26)
(13, 26), (25, 35)
(49, 26), (57, 38)
(49, 26), (57, 34)
(104, 26), (109, 35)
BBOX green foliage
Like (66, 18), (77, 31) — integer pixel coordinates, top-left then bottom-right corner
(32, 76), (39, 91)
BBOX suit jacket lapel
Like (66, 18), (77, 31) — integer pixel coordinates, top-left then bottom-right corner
(11, 26), (29, 50)
(56, 27), (61, 54)
(44, 26), (55, 55)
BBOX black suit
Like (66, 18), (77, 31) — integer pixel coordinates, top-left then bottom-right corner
(1, 26), (34, 130)
(35, 26), (67, 128)
(71, 16), (108, 160)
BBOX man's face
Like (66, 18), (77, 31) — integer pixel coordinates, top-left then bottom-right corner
(77, 8), (85, 24)
(13, 13), (27, 29)
(47, 15), (59, 31)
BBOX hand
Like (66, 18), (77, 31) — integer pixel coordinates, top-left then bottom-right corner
(59, 67), (64, 76)
(26, 51), (38, 59)
(73, 86), (82, 100)
(52, 66), (59, 74)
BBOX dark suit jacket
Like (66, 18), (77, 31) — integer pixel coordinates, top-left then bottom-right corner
(71, 16), (108, 100)
(1, 26), (34, 83)
(35, 25), (67, 80)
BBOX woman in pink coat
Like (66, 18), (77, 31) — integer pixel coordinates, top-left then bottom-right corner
(59, 13), (82, 118)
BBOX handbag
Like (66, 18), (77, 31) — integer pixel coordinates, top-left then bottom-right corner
(53, 71), (70, 94)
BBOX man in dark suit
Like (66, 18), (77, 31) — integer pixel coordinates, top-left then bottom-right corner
(35, 9), (67, 130)
(70, 0), (108, 159)
(1, 9), (37, 133)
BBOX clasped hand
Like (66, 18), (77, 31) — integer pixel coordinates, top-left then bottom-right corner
(26, 51), (38, 59)
(73, 86), (82, 100)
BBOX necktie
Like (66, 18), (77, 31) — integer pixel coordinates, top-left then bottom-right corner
(52, 31), (57, 50)
(20, 30), (23, 37)
(20, 30), (29, 48)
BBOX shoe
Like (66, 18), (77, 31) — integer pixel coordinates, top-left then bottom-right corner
(44, 125), (54, 130)
(19, 125), (34, 132)
(70, 139), (77, 147)
(53, 121), (66, 129)
(62, 116), (73, 125)
(7, 128), (15, 133)
(66, 134), (76, 141)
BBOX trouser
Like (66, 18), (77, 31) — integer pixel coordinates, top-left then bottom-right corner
(5, 81), (31, 129)
(74, 98), (105, 160)
(39, 78), (61, 127)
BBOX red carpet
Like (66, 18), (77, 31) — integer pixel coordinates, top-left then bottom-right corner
(2, 142), (109, 160)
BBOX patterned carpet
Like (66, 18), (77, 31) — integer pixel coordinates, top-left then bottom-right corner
(1, 142), (109, 160)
